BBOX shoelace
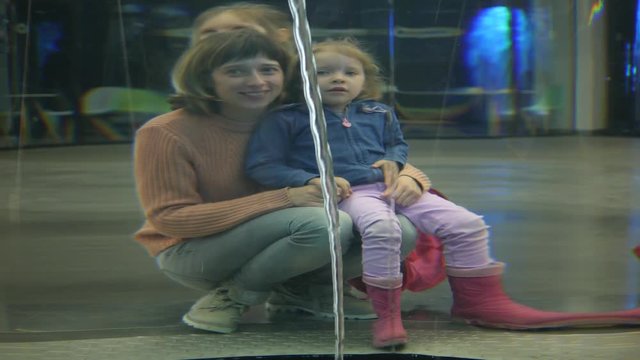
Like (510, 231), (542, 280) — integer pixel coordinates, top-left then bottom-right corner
(202, 288), (245, 311)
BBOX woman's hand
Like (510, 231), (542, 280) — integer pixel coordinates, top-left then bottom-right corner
(372, 160), (400, 197)
(287, 184), (324, 207)
(390, 175), (423, 207)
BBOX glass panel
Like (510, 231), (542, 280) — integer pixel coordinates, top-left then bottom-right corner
(1, 0), (582, 148)
(1, 1), (639, 359)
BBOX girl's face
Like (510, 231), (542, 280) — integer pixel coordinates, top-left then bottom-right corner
(315, 51), (365, 114)
(198, 12), (267, 41)
(212, 55), (284, 121)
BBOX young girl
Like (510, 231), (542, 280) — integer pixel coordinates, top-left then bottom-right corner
(245, 38), (640, 348)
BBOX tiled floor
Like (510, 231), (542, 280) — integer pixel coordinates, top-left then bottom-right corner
(0, 136), (639, 359)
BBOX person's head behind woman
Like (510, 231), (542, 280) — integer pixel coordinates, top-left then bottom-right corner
(312, 38), (385, 101)
(170, 29), (291, 117)
(191, 2), (292, 46)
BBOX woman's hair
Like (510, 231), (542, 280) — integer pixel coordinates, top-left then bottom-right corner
(191, 2), (292, 46)
(312, 38), (385, 101)
(170, 29), (291, 115)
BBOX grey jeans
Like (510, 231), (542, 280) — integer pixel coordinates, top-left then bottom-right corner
(156, 207), (417, 304)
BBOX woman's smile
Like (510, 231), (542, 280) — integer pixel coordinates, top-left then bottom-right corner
(240, 89), (272, 98)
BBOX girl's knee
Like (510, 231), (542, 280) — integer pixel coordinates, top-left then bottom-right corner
(362, 217), (402, 245)
(436, 212), (489, 242)
(446, 211), (488, 237)
(462, 212), (488, 231)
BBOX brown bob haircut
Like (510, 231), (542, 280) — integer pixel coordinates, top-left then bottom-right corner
(170, 29), (291, 115)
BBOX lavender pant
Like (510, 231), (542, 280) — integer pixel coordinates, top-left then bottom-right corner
(339, 182), (493, 289)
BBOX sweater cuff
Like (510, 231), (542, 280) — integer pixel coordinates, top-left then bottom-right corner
(399, 164), (431, 192)
(272, 188), (294, 208)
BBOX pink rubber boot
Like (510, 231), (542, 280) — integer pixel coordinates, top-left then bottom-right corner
(366, 285), (408, 348)
(447, 262), (640, 329)
(633, 245), (640, 259)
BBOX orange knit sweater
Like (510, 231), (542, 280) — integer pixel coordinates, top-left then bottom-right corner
(133, 109), (431, 257)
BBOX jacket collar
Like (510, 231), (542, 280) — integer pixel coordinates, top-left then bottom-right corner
(271, 99), (385, 115)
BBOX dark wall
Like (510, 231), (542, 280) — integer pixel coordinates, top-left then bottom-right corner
(606, 0), (640, 135)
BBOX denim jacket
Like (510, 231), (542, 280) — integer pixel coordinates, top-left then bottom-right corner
(245, 99), (408, 188)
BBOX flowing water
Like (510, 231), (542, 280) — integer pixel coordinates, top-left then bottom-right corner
(287, 0), (345, 359)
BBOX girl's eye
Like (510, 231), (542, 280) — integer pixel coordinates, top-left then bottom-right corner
(317, 70), (329, 75)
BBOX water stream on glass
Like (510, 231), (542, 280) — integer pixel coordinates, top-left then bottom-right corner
(287, 1), (345, 359)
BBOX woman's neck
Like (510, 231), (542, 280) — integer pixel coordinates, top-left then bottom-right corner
(219, 106), (264, 124)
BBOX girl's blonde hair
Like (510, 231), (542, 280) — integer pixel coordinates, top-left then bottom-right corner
(191, 2), (292, 46)
(312, 38), (385, 101)
(170, 29), (291, 115)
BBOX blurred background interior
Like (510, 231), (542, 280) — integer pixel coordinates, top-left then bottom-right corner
(1, 1), (639, 359)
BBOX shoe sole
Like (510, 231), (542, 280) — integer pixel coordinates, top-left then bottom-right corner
(182, 314), (237, 333)
(457, 317), (640, 330)
(266, 303), (377, 320)
(373, 337), (407, 348)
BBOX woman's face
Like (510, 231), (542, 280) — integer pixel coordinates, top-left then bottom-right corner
(197, 12), (267, 41)
(212, 55), (284, 120)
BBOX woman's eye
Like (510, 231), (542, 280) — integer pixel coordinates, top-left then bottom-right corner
(226, 69), (245, 76)
(261, 67), (280, 75)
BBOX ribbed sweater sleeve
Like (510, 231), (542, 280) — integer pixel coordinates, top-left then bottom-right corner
(400, 163), (432, 192)
(134, 125), (292, 239)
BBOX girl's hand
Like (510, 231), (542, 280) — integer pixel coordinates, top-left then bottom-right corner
(308, 177), (352, 200)
(390, 175), (423, 207)
(372, 160), (400, 197)
(334, 177), (352, 200)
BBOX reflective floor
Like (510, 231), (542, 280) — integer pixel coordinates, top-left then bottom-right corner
(1, 136), (639, 359)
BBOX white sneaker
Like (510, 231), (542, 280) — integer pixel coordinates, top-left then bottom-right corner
(182, 286), (248, 333)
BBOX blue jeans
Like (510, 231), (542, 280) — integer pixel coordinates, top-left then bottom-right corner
(156, 207), (417, 304)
